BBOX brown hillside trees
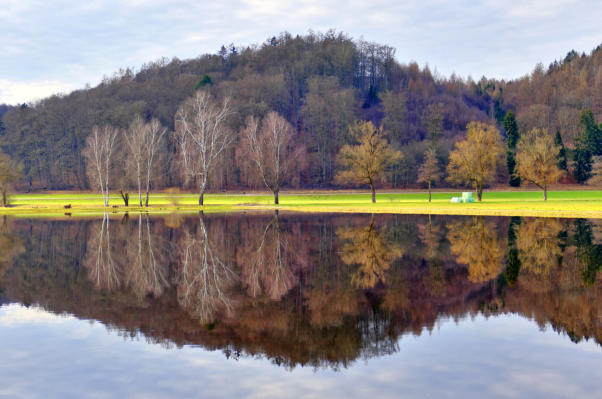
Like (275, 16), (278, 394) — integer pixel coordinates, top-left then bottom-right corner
(446, 122), (504, 201)
(515, 128), (563, 200)
(336, 121), (402, 203)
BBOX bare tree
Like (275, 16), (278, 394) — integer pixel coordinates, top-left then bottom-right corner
(124, 116), (166, 206)
(242, 112), (304, 204)
(83, 125), (120, 207)
(417, 147), (442, 202)
(515, 128), (563, 200)
(175, 91), (233, 205)
(0, 150), (22, 207)
(446, 121), (504, 201)
(335, 121), (402, 203)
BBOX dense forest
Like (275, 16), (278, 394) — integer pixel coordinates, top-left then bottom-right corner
(1, 31), (601, 191)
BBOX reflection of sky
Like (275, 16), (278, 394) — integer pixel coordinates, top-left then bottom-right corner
(0, 304), (600, 399)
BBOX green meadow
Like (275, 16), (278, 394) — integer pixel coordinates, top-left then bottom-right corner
(1, 189), (601, 218)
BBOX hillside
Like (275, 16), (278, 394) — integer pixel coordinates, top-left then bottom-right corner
(0, 31), (600, 191)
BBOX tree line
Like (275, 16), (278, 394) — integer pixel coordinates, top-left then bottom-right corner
(52, 96), (602, 206)
(0, 31), (601, 198)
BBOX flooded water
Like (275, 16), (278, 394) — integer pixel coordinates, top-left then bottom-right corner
(0, 212), (600, 398)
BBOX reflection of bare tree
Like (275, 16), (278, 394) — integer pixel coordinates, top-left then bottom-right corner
(338, 215), (404, 289)
(417, 215), (447, 297)
(84, 213), (122, 291)
(447, 216), (506, 283)
(242, 212), (296, 300)
(516, 218), (563, 276)
(124, 214), (169, 300)
(0, 216), (24, 280)
(176, 214), (237, 323)
(418, 214), (445, 261)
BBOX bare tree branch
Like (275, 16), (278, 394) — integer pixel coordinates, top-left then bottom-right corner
(83, 125), (120, 207)
(175, 91), (233, 205)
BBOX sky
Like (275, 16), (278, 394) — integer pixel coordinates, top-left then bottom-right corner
(0, 0), (601, 105)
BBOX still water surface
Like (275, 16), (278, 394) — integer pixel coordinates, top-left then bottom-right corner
(0, 213), (600, 398)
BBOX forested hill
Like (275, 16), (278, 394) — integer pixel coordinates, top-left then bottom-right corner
(0, 31), (600, 191)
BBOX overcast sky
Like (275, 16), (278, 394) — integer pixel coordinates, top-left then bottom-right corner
(1, 0), (601, 105)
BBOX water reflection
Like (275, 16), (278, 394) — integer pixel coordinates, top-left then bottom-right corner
(0, 213), (600, 369)
(447, 216), (506, 283)
(338, 215), (404, 289)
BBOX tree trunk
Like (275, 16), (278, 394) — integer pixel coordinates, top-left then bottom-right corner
(428, 181), (432, 203)
(370, 183), (376, 203)
(199, 187), (205, 205)
(544, 183), (547, 201)
(1, 190), (6, 207)
(120, 190), (129, 207)
(274, 190), (279, 205)
(138, 174), (142, 206)
(145, 191), (150, 207)
(477, 185), (483, 201)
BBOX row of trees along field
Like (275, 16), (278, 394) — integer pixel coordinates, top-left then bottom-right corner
(0, 31), (601, 197)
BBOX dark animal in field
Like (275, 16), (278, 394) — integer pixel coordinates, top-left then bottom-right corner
(64, 204), (72, 209)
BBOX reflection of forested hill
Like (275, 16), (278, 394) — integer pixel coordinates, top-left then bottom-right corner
(0, 214), (599, 369)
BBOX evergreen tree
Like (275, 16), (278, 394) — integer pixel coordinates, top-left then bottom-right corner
(554, 130), (568, 171)
(504, 111), (520, 186)
(194, 75), (213, 90)
(579, 109), (602, 156)
(573, 139), (592, 183)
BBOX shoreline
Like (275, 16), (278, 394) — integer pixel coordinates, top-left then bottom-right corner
(1, 189), (601, 219)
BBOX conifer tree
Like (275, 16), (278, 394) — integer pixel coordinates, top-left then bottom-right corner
(554, 130), (568, 172)
(504, 111), (520, 187)
(573, 139), (593, 184)
(579, 109), (602, 156)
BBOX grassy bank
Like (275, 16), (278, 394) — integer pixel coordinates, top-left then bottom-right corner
(1, 190), (601, 218)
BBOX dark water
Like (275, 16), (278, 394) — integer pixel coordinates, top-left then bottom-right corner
(0, 213), (600, 398)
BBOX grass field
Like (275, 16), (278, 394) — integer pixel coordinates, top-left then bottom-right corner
(1, 189), (601, 218)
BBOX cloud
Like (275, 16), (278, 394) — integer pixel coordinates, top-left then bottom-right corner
(0, 80), (77, 105)
(484, 0), (577, 18)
